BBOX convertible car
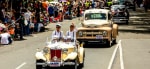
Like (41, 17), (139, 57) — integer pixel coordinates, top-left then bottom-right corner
(35, 38), (85, 69)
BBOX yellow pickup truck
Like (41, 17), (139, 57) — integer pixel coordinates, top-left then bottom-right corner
(77, 9), (118, 47)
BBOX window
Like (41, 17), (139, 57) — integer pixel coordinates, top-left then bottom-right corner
(85, 13), (106, 20)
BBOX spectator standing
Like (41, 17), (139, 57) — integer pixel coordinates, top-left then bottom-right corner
(99, 0), (105, 8)
(137, 0), (143, 7)
(0, 8), (6, 22)
(18, 13), (25, 40)
(42, 0), (49, 11)
(92, 1), (95, 8)
(24, 9), (31, 35)
(143, 0), (150, 12)
(77, 5), (80, 17)
(48, 4), (54, 17)
(54, 4), (58, 17)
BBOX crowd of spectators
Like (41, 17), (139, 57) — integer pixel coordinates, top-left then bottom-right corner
(0, 0), (109, 45)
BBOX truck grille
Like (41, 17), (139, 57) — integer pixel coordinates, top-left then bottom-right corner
(83, 30), (103, 37)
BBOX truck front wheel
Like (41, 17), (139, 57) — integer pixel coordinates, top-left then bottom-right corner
(106, 40), (112, 47)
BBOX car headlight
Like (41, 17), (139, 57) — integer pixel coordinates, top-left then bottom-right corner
(43, 47), (49, 53)
(62, 48), (68, 53)
(78, 31), (83, 37)
(103, 31), (107, 37)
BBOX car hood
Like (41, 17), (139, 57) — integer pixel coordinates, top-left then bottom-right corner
(47, 41), (75, 48)
(83, 20), (109, 27)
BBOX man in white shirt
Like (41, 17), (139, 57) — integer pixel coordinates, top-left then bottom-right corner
(66, 23), (77, 42)
(51, 24), (64, 40)
(24, 9), (32, 35)
(0, 29), (11, 45)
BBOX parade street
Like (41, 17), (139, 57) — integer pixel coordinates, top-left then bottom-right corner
(0, 9), (150, 69)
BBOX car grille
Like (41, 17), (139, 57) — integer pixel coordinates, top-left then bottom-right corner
(83, 30), (103, 37)
(50, 49), (61, 62)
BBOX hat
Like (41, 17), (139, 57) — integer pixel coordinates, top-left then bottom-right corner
(56, 24), (61, 27)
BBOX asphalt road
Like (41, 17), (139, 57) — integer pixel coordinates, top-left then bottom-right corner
(0, 9), (150, 69)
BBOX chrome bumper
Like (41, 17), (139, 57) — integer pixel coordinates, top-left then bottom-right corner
(36, 62), (76, 67)
(77, 39), (109, 44)
(113, 18), (128, 23)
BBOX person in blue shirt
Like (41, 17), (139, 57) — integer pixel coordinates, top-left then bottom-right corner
(48, 4), (54, 17)
(92, 1), (95, 8)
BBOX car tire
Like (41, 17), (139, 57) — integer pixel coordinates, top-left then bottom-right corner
(133, 7), (136, 11)
(79, 52), (85, 68)
(106, 40), (112, 47)
(36, 65), (42, 69)
(112, 39), (117, 45)
(70, 59), (78, 69)
(126, 20), (129, 25)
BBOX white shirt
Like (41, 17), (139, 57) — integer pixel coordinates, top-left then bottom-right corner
(24, 11), (31, 21)
(51, 31), (64, 39)
(66, 30), (76, 40)
(66, 28), (77, 41)
(0, 33), (11, 44)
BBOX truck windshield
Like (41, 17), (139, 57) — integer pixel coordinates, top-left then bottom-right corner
(85, 13), (106, 20)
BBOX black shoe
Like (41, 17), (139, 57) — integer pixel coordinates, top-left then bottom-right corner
(20, 38), (26, 40)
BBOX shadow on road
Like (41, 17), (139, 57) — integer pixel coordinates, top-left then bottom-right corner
(84, 43), (116, 48)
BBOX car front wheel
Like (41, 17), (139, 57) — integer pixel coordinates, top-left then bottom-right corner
(70, 59), (78, 69)
(78, 52), (85, 68)
(126, 20), (129, 25)
(36, 65), (42, 69)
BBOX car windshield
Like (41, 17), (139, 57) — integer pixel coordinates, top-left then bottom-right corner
(111, 5), (125, 11)
(85, 13), (106, 20)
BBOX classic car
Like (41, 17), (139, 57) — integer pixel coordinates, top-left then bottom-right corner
(77, 9), (118, 47)
(111, 5), (129, 24)
(35, 38), (85, 69)
(112, 0), (136, 11)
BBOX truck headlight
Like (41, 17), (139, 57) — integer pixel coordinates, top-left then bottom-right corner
(103, 31), (107, 37)
(78, 31), (83, 37)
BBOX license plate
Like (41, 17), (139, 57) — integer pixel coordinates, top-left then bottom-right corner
(50, 62), (61, 67)
(114, 19), (120, 22)
(96, 35), (103, 39)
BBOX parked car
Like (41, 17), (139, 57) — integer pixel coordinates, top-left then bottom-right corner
(111, 5), (129, 24)
(77, 9), (118, 47)
(35, 38), (85, 69)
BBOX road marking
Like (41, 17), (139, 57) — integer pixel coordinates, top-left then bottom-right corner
(107, 40), (122, 69)
(119, 40), (124, 69)
(16, 62), (26, 69)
